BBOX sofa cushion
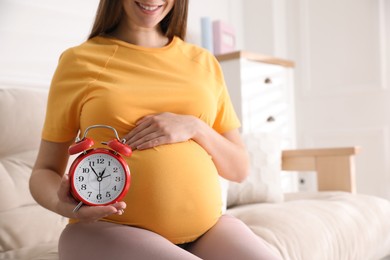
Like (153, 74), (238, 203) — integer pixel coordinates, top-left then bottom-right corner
(1, 242), (59, 260)
(227, 192), (390, 260)
(0, 88), (48, 156)
(0, 150), (40, 212)
(227, 132), (283, 208)
(0, 204), (66, 253)
(0, 87), (67, 258)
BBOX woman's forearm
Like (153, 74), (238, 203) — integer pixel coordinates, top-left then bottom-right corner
(192, 118), (250, 183)
(29, 139), (74, 217)
(29, 169), (64, 214)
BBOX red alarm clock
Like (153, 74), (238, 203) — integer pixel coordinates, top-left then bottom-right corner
(68, 125), (132, 211)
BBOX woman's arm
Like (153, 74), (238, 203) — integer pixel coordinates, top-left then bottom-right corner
(193, 122), (249, 183)
(29, 140), (126, 221)
(123, 112), (250, 183)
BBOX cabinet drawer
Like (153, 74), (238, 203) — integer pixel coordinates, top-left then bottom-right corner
(241, 60), (287, 87)
(242, 100), (289, 134)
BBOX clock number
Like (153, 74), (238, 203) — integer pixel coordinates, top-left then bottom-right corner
(78, 176), (84, 182)
(112, 185), (117, 191)
(87, 191), (92, 198)
(115, 177), (121, 182)
(89, 161), (95, 167)
(81, 184), (87, 190)
(82, 168), (89, 173)
(106, 191), (111, 198)
(97, 158), (104, 164)
(113, 167), (118, 173)
(97, 193), (102, 200)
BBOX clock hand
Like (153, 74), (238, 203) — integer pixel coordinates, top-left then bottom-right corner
(99, 168), (106, 177)
(102, 174), (111, 179)
(90, 166), (99, 178)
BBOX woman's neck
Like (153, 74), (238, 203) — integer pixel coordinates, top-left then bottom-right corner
(109, 23), (169, 48)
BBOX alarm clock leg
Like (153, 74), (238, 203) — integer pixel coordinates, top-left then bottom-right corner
(73, 201), (83, 213)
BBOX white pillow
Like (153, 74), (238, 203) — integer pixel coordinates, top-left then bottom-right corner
(227, 132), (284, 208)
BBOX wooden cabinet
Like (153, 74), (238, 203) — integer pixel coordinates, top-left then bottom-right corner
(216, 51), (296, 149)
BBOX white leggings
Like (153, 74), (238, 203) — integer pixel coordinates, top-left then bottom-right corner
(59, 215), (281, 260)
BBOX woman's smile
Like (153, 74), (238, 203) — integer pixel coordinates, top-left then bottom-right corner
(122, 0), (173, 29)
(135, 1), (165, 14)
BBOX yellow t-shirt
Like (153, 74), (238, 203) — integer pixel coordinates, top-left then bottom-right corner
(43, 36), (241, 244)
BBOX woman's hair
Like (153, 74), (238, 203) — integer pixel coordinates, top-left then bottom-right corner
(88, 0), (188, 40)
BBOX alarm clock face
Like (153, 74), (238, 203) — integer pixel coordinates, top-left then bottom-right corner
(70, 149), (130, 206)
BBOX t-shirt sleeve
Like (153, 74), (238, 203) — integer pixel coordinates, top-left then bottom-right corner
(42, 48), (88, 142)
(212, 60), (241, 133)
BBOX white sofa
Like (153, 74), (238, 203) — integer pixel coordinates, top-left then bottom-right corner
(1, 87), (390, 260)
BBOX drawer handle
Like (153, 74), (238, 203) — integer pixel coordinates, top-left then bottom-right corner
(266, 116), (275, 122)
(264, 78), (272, 84)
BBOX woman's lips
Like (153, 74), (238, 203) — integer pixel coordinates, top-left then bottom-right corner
(135, 1), (163, 13)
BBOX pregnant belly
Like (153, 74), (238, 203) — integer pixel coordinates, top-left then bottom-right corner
(103, 140), (223, 244)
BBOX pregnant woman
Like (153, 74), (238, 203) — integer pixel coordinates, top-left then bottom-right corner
(29, 0), (281, 259)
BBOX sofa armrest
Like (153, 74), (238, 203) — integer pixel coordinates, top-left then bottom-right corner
(281, 147), (360, 193)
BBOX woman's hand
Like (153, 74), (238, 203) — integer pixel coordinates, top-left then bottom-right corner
(56, 174), (126, 222)
(123, 112), (198, 150)
(121, 112), (249, 182)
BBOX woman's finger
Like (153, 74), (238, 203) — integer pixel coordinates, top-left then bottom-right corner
(126, 124), (156, 145)
(75, 205), (120, 223)
(123, 119), (154, 145)
(135, 136), (165, 150)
